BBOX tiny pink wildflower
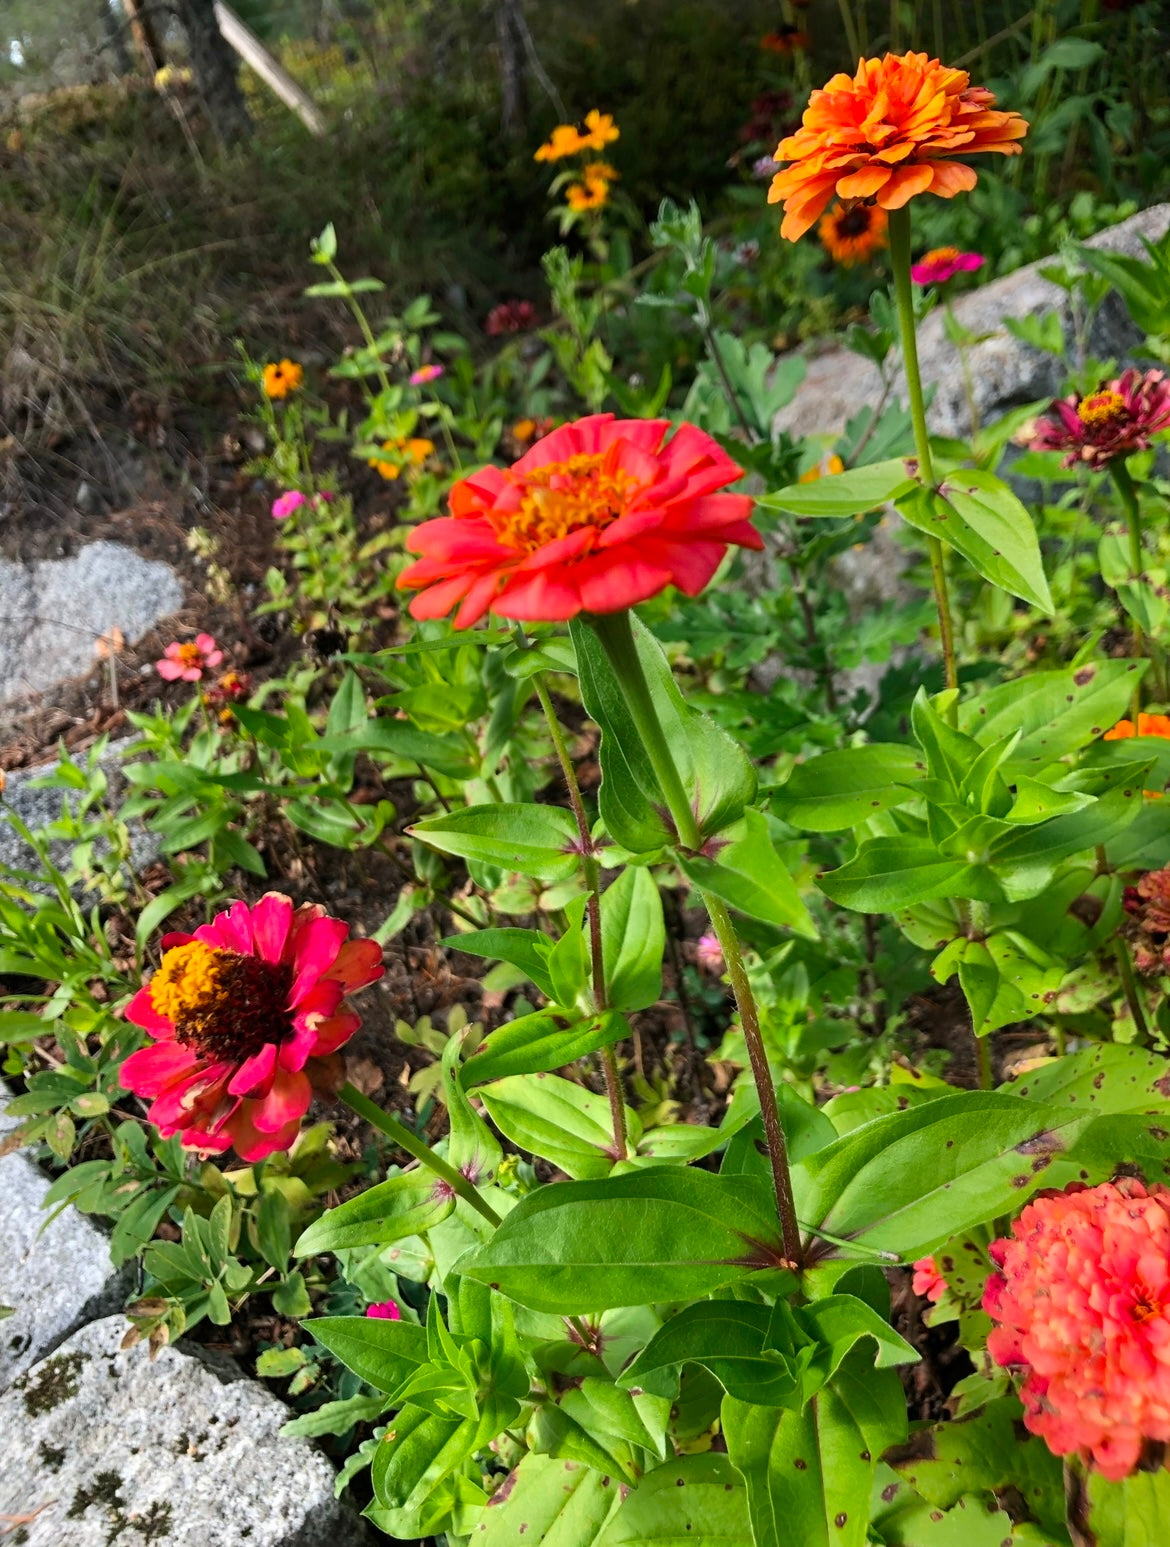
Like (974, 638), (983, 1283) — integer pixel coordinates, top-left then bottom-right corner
(156, 634), (223, 683)
(695, 934), (724, 974)
(912, 1256), (946, 1302)
(272, 490), (307, 521)
(410, 364), (444, 386)
(910, 246), (984, 285)
(486, 300), (538, 336)
(365, 1300), (402, 1321)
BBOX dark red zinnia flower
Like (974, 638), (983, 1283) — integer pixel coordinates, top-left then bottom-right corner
(1030, 368), (1170, 469)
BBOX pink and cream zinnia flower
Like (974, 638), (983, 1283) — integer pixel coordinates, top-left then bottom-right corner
(120, 895), (383, 1161)
(1030, 368), (1170, 469)
(910, 246), (983, 284)
(156, 633), (223, 682)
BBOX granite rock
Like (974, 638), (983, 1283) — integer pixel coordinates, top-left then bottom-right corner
(0, 1315), (370, 1546)
(0, 538), (182, 707)
(0, 1102), (128, 1391)
(775, 202), (1170, 443)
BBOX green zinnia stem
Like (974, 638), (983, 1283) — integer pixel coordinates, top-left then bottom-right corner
(588, 609), (803, 1267)
(338, 1081), (502, 1227)
(1109, 457), (1147, 716)
(888, 205), (959, 704)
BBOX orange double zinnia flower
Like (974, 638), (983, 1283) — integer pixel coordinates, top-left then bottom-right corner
(769, 52), (1027, 242)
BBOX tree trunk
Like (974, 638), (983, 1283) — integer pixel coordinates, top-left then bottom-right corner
(175, 0), (253, 144)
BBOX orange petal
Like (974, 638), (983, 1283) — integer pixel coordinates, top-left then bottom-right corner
(875, 162), (935, 209)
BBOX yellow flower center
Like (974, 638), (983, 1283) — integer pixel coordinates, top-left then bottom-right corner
(922, 246), (960, 267)
(1077, 390), (1127, 429)
(149, 940), (294, 1063)
(493, 452), (638, 554)
(176, 643), (203, 667)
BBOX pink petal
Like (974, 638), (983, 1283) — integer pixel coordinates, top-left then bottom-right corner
(123, 985), (175, 1037)
(493, 568), (585, 621)
(249, 1069), (311, 1133)
(195, 633), (218, 654)
(155, 659), (184, 680)
(226, 1106), (303, 1162)
(277, 1022), (319, 1072)
(454, 571), (505, 628)
(289, 979), (345, 1031)
(575, 555), (673, 614)
(303, 1009), (361, 1057)
(250, 892), (294, 964)
(227, 1042), (278, 1097)
(120, 1040), (201, 1095)
(196, 904), (251, 955)
(287, 917), (348, 1005)
(327, 938), (385, 991)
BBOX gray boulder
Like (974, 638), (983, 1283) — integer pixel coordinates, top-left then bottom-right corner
(0, 1315), (370, 1546)
(775, 202), (1170, 443)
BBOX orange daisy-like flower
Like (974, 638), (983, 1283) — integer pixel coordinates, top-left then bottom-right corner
(1104, 713), (1170, 742)
(263, 359), (304, 399)
(566, 166), (613, 212)
(534, 123), (587, 162)
(396, 414), (761, 627)
(769, 52), (1028, 241)
(369, 437), (434, 480)
(582, 109), (619, 151)
(818, 202), (889, 265)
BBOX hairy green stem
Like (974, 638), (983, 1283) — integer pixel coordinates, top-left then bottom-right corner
(532, 670), (628, 1161)
(1114, 940), (1151, 1043)
(339, 1081), (501, 1227)
(588, 610), (803, 1266)
(888, 206), (959, 704)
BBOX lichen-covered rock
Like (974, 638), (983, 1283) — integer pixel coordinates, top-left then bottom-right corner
(0, 1316), (369, 1546)
(0, 1105), (128, 1390)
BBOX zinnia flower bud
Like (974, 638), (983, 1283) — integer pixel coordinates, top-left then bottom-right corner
(984, 1178), (1170, 1480)
(365, 1300), (401, 1321)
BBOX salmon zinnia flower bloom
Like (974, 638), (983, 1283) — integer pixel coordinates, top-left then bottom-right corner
(912, 1256), (946, 1302)
(984, 1179), (1170, 1480)
(769, 52), (1028, 241)
(1030, 369), (1170, 469)
(1123, 865), (1170, 975)
(263, 359), (304, 399)
(911, 246), (983, 284)
(156, 633), (222, 683)
(397, 414), (760, 627)
(121, 895), (383, 1161)
(818, 203), (888, 265)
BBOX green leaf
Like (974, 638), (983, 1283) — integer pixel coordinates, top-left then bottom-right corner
(459, 1167), (790, 1313)
(315, 717), (473, 778)
(678, 810), (817, 938)
(601, 866), (665, 1013)
(461, 1010), (623, 1088)
(934, 930), (1065, 1037)
(271, 1269), (312, 1318)
(818, 838), (1000, 912)
(474, 1451), (621, 1545)
(479, 1073), (634, 1179)
(255, 1189), (291, 1273)
(280, 1393), (387, 1438)
(411, 804), (581, 883)
(620, 1301), (800, 1406)
(1083, 1465), (1170, 1547)
(771, 745), (924, 831)
(758, 459), (917, 518)
(958, 659), (1144, 773)
(306, 1314), (429, 1395)
(722, 1348), (906, 1547)
(445, 928), (556, 1000)
(595, 1455), (753, 1546)
(570, 615), (756, 851)
(294, 1171), (453, 1254)
(897, 475), (1053, 613)
(1000, 1043), (1170, 1114)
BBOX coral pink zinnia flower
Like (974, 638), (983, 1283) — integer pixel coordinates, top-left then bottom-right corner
(910, 246), (983, 284)
(912, 1256), (946, 1302)
(120, 894), (383, 1161)
(769, 52), (1028, 242)
(396, 414), (761, 627)
(1030, 368), (1170, 469)
(272, 490), (307, 520)
(156, 633), (223, 683)
(365, 1300), (401, 1320)
(410, 363), (444, 386)
(984, 1178), (1170, 1480)
(1122, 865), (1170, 975)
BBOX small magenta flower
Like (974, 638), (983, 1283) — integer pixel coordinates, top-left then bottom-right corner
(984, 1178), (1170, 1480)
(156, 634), (223, 682)
(272, 490), (307, 521)
(910, 246), (984, 284)
(365, 1300), (401, 1321)
(410, 364), (444, 386)
(912, 1257), (946, 1302)
(1030, 368), (1170, 469)
(695, 934), (724, 974)
(486, 300), (538, 336)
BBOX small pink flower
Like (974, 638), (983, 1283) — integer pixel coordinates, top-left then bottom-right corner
(410, 364), (444, 386)
(485, 300), (538, 337)
(311, 491), (335, 509)
(910, 246), (984, 285)
(272, 490), (307, 521)
(695, 933), (724, 974)
(156, 634), (223, 682)
(912, 1256), (947, 1303)
(365, 1300), (401, 1321)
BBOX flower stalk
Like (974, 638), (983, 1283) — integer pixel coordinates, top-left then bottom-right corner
(588, 608), (803, 1267)
(339, 1081), (502, 1227)
(888, 205), (959, 701)
(1108, 457), (1147, 713)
